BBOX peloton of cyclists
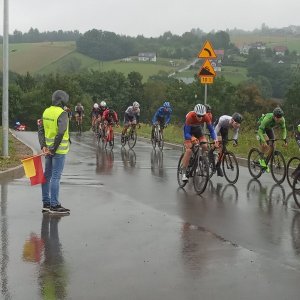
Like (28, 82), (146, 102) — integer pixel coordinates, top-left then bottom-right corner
(181, 104), (218, 182)
(256, 107), (288, 171)
(151, 101), (172, 140)
(121, 101), (140, 143)
(213, 112), (243, 177)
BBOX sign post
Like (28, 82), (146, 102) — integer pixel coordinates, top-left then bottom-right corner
(197, 40), (217, 106)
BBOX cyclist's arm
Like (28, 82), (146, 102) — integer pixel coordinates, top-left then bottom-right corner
(152, 109), (159, 124)
(280, 119), (287, 140)
(136, 114), (140, 123)
(233, 128), (239, 141)
(207, 123), (217, 141)
(165, 111), (171, 125)
(184, 124), (192, 140)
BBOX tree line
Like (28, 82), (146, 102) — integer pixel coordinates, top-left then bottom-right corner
(0, 68), (298, 131)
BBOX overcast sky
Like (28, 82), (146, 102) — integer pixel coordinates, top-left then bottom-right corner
(2, 0), (300, 37)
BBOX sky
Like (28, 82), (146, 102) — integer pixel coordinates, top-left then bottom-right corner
(1, 0), (300, 37)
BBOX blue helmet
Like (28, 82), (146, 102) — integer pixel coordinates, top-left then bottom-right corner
(163, 101), (171, 108)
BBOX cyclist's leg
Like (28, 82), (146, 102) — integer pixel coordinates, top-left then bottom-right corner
(151, 124), (155, 139)
(122, 114), (130, 135)
(182, 140), (193, 181)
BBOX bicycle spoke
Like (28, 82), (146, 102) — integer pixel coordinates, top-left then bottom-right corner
(270, 151), (286, 184)
(222, 152), (239, 184)
(248, 148), (263, 179)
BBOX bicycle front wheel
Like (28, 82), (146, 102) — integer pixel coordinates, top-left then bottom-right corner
(293, 172), (300, 208)
(287, 157), (300, 188)
(193, 155), (209, 194)
(128, 130), (137, 149)
(270, 150), (286, 184)
(158, 132), (164, 151)
(248, 148), (263, 179)
(177, 153), (188, 188)
(151, 131), (157, 149)
(222, 151), (239, 184)
(105, 131), (114, 151)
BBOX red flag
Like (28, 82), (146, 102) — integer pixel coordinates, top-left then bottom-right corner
(29, 156), (46, 186)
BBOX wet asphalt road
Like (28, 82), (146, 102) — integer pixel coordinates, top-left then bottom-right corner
(1, 131), (300, 300)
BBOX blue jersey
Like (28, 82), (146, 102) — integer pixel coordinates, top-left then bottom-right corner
(152, 107), (172, 125)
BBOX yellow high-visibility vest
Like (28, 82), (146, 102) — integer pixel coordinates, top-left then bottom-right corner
(43, 106), (69, 154)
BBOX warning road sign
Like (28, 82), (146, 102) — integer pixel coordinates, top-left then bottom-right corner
(198, 41), (217, 59)
(198, 59), (216, 77)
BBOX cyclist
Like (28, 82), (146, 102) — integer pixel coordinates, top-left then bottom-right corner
(121, 101), (140, 142)
(64, 106), (72, 120)
(257, 107), (288, 170)
(213, 112), (243, 176)
(74, 102), (84, 124)
(181, 104), (218, 182)
(151, 101), (172, 139)
(96, 100), (109, 135)
(91, 103), (101, 132)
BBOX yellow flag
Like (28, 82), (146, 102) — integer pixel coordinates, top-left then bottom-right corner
(21, 157), (36, 178)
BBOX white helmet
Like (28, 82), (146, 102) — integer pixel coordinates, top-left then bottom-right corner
(133, 101), (140, 108)
(100, 101), (107, 108)
(93, 103), (99, 109)
(194, 104), (206, 116)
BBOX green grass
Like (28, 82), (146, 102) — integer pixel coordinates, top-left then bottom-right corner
(0, 41), (76, 74)
(219, 66), (248, 85)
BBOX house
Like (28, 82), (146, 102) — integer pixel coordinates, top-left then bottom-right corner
(138, 52), (157, 62)
(240, 44), (251, 55)
(273, 46), (288, 56)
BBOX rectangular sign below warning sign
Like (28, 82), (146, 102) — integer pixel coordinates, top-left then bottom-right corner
(200, 77), (214, 84)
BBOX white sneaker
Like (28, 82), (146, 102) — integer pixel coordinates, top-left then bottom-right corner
(182, 173), (188, 182)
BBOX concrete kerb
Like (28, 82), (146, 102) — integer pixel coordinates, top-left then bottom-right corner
(0, 130), (36, 181)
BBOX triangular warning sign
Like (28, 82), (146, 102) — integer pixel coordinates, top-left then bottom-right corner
(198, 41), (217, 59)
(198, 59), (216, 77)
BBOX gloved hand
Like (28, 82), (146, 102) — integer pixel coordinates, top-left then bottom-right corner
(233, 139), (238, 147)
(191, 136), (198, 145)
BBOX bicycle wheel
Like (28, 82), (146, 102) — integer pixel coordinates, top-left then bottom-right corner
(105, 130), (114, 151)
(151, 128), (157, 149)
(222, 151), (239, 184)
(177, 153), (188, 188)
(193, 154), (209, 194)
(128, 128), (137, 149)
(287, 157), (300, 188)
(270, 150), (286, 184)
(158, 131), (164, 151)
(247, 148), (263, 179)
(293, 172), (300, 208)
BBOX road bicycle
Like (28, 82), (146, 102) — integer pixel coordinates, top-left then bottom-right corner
(247, 139), (286, 184)
(286, 125), (300, 188)
(76, 115), (83, 135)
(121, 124), (138, 149)
(293, 172), (300, 208)
(101, 123), (115, 151)
(177, 142), (210, 195)
(208, 139), (239, 184)
(151, 124), (164, 151)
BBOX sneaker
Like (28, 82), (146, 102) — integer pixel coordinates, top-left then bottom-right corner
(42, 203), (50, 213)
(49, 205), (70, 214)
(216, 167), (224, 177)
(182, 173), (188, 182)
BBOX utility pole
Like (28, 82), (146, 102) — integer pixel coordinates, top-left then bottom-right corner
(2, 0), (9, 157)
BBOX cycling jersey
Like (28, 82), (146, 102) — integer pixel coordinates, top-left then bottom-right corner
(215, 115), (239, 140)
(91, 107), (101, 117)
(257, 112), (287, 143)
(75, 105), (84, 116)
(184, 111), (216, 140)
(152, 107), (172, 125)
(125, 106), (140, 118)
(103, 110), (119, 124)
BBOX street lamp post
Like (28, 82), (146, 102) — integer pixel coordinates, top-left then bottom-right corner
(2, 0), (9, 157)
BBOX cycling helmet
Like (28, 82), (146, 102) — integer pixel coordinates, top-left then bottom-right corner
(16, 121), (20, 126)
(52, 90), (69, 106)
(273, 107), (284, 118)
(232, 112), (243, 124)
(194, 104), (206, 116)
(205, 104), (212, 112)
(93, 103), (99, 109)
(133, 101), (140, 108)
(100, 101), (107, 108)
(163, 101), (171, 108)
